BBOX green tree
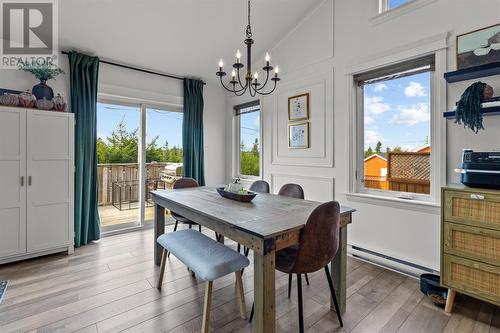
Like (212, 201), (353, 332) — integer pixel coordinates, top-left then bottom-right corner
(375, 141), (382, 154)
(97, 119), (183, 164)
(240, 138), (260, 176)
(365, 146), (374, 158)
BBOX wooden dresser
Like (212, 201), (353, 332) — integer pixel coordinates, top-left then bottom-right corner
(441, 185), (500, 313)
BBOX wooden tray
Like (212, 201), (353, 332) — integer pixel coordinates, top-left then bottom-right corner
(216, 187), (257, 202)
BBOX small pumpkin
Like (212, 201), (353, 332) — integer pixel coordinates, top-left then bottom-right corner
(0, 93), (19, 107)
(52, 93), (67, 112)
(18, 90), (36, 108)
(36, 97), (54, 110)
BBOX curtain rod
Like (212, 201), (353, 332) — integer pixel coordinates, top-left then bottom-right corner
(61, 51), (206, 85)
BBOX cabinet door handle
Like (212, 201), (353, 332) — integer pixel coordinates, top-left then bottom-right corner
(20, 176), (24, 187)
(28, 176), (32, 186)
(470, 194), (484, 200)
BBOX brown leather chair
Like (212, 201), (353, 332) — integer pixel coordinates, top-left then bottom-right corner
(249, 180), (270, 193)
(171, 178), (200, 232)
(278, 183), (305, 199)
(277, 183), (310, 291)
(250, 201), (344, 331)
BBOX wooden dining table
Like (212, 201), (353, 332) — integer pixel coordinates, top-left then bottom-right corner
(151, 186), (355, 333)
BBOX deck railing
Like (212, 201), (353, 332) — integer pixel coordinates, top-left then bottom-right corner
(97, 163), (167, 206)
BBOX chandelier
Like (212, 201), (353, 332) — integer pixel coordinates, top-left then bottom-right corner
(216, 0), (280, 96)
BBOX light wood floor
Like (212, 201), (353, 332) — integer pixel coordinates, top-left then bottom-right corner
(0, 227), (498, 333)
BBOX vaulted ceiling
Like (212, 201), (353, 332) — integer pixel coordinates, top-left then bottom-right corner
(59, 0), (324, 83)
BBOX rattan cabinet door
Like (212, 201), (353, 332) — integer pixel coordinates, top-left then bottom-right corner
(443, 222), (500, 267)
(442, 254), (500, 307)
(443, 190), (500, 230)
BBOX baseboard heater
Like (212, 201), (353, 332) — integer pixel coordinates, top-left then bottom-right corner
(348, 245), (438, 278)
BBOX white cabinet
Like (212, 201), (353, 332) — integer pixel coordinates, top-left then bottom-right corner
(0, 106), (74, 264)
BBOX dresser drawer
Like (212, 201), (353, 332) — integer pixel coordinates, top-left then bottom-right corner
(444, 222), (500, 267)
(442, 254), (500, 306)
(443, 190), (500, 229)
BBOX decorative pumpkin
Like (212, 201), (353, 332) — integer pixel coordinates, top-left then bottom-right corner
(52, 93), (67, 112)
(36, 97), (54, 110)
(0, 93), (19, 107)
(18, 90), (36, 108)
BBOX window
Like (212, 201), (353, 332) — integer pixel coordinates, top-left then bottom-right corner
(97, 100), (183, 233)
(354, 55), (434, 200)
(379, 0), (412, 12)
(234, 101), (261, 178)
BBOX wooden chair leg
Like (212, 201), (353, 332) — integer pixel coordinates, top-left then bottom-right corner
(235, 271), (247, 319)
(202, 281), (213, 333)
(157, 249), (167, 290)
(445, 289), (456, 313)
(288, 274), (292, 298)
(189, 224), (192, 229)
(324, 266), (343, 327)
(297, 274), (304, 333)
(237, 243), (241, 253)
(305, 273), (310, 286)
(173, 220), (178, 232)
(198, 224), (202, 232)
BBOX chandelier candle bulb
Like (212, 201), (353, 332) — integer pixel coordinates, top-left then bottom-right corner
(218, 59), (224, 71)
(265, 52), (270, 65)
(236, 50), (242, 62)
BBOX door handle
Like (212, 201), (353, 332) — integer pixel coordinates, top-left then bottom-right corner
(28, 176), (32, 186)
(20, 176), (24, 187)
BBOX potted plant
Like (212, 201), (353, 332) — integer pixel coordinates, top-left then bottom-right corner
(19, 64), (65, 100)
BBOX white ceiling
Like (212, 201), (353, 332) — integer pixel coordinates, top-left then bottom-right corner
(59, 0), (324, 84)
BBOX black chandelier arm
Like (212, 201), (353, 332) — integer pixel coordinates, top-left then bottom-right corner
(255, 70), (270, 91)
(219, 75), (238, 93)
(235, 83), (250, 97)
(236, 66), (246, 88)
(255, 79), (278, 96)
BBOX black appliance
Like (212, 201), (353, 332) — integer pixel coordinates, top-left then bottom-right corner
(457, 150), (500, 189)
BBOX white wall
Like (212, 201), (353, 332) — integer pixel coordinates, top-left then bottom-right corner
(225, 0), (500, 271)
(0, 58), (227, 187)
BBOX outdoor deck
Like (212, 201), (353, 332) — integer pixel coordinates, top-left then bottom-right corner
(99, 205), (172, 227)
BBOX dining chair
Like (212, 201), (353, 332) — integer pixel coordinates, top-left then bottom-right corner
(250, 201), (344, 332)
(249, 180), (270, 193)
(278, 183), (310, 290)
(236, 180), (271, 256)
(171, 177), (201, 232)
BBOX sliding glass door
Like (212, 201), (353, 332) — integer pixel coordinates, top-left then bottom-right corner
(97, 101), (183, 233)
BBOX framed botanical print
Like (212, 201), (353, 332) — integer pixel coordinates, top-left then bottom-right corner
(457, 23), (500, 70)
(288, 122), (309, 149)
(288, 93), (309, 121)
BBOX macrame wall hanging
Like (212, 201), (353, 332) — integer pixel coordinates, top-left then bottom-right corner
(454, 82), (494, 133)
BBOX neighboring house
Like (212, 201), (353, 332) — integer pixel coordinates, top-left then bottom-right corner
(364, 154), (388, 189)
(412, 144), (431, 153)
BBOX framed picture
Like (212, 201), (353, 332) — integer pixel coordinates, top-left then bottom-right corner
(457, 23), (500, 70)
(288, 93), (309, 121)
(288, 122), (309, 149)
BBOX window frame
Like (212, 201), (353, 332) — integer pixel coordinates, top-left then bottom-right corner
(233, 100), (263, 180)
(348, 47), (446, 207)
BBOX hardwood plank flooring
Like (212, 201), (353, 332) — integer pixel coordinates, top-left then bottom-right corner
(0, 228), (499, 333)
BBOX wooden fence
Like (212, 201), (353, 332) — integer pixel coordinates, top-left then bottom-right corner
(97, 163), (167, 206)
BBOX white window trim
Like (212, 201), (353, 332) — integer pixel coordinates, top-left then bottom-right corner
(232, 101), (263, 181)
(346, 34), (447, 207)
(370, 0), (438, 26)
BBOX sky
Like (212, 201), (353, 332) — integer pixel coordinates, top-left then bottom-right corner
(240, 111), (260, 152)
(388, 0), (410, 9)
(363, 71), (431, 151)
(97, 102), (183, 149)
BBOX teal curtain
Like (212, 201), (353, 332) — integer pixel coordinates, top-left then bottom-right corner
(69, 52), (101, 247)
(182, 79), (205, 185)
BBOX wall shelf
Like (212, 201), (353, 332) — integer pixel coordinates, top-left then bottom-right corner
(444, 62), (500, 83)
(443, 106), (500, 118)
